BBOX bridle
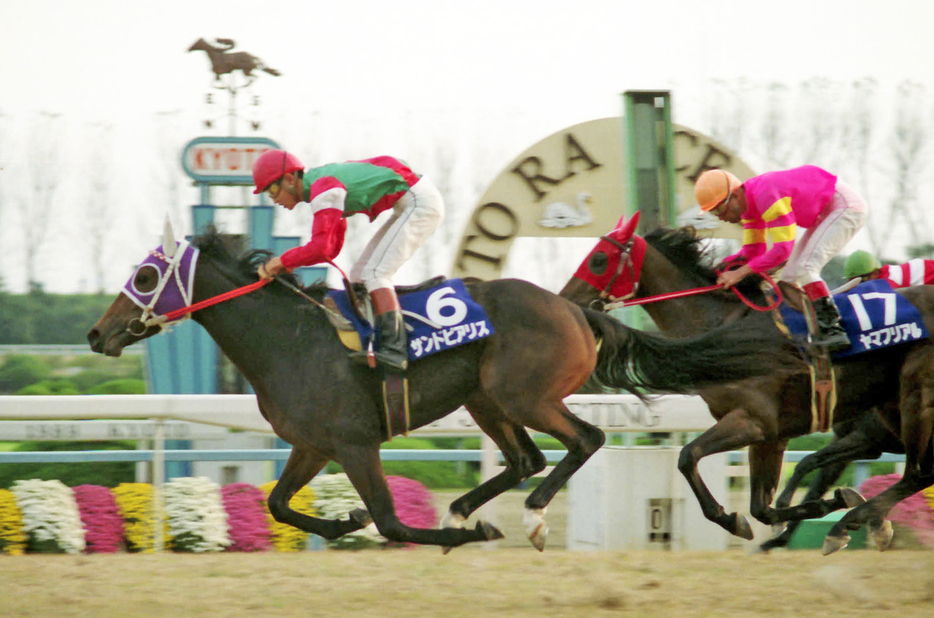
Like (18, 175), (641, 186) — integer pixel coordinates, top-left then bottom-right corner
(124, 241), (199, 336)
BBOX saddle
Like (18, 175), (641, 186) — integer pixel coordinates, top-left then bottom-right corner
(321, 276), (495, 442)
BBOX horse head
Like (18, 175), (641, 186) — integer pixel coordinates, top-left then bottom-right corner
(87, 219), (200, 356)
(559, 211), (646, 308)
(188, 38), (211, 53)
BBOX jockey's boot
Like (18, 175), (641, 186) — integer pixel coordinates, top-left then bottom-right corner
(374, 310), (408, 372)
(812, 296), (851, 352)
(369, 287), (408, 372)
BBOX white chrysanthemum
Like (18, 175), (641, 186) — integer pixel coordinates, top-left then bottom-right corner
(310, 473), (382, 548)
(11, 479), (86, 554)
(163, 477), (231, 552)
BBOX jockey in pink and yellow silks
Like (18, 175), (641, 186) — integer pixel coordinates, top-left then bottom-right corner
(695, 165), (868, 351)
(252, 149), (444, 371)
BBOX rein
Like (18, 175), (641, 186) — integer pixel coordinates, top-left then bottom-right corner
(616, 277), (782, 312)
(159, 278), (272, 323)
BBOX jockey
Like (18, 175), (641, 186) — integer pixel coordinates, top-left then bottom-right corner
(252, 149), (444, 371)
(695, 165), (868, 352)
(844, 250), (934, 289)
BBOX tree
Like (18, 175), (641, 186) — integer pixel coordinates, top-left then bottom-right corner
(83, 122), (115, 293)
(17, 112), (64, 291)
(879, 81), (929, 256)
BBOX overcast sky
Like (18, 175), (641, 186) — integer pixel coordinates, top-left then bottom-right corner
(1, 0), (932, 293)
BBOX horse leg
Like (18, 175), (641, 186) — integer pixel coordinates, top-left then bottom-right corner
(337, 444), (504, 548)
(824, 368), (934, 554)
(678, 409), (770, 540)
(519, 404), (605, 551)
(746, 440), (786, 528)
(765, 435), (876, 526)
(441, 402), (546, 550)
(267, 447), (372, 539)
(759, 458), (850, 552)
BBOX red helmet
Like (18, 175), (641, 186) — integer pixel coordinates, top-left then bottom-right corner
(252, 149), (304, 194)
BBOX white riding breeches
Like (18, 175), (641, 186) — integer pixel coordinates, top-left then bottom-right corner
(350, 177), (444, 292)
(780, 180), (868, 286)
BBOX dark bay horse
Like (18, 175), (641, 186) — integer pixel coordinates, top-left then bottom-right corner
(88, 225), (798, 551)
(560, 214), (934, 554)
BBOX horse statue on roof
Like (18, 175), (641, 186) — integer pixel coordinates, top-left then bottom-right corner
(188, 38), (281, 86)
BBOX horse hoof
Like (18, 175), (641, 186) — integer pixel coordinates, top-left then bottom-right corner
(349, 508), (372, 528)
(440, 511), (466, 530)
(475, 520), (504, 542)
(733, 513), (754, 540)
(838, 488), (867, 509)
(870, 520), (894, 552)
(822, 533), (849, 555)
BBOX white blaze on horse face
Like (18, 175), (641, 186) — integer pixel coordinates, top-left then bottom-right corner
(163, 215), (178, 258)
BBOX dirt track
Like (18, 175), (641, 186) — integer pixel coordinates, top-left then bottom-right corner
(2, 547), (932, 618)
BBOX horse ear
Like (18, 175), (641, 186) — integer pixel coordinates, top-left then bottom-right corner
(162, 215), (178, 258)
(614, 211), (641, 240)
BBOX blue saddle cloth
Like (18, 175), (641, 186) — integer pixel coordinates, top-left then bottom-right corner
(328, 278), (495, 362)
(779, 279), (928, 358)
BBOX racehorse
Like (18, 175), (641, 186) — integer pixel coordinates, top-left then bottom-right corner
(88, 224), (798, 551)
(560, 214), (934, 554)
(188, 38), (281, 84)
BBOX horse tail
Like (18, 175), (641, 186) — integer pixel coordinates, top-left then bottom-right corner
(582, 309), (803, 395)
(262, 66), (282, 76)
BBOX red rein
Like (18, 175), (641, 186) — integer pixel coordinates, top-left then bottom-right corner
(620, 272), (783, 312)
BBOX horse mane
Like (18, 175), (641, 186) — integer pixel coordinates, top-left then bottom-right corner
(190, 226), (327, 297)
(643, 227), (764, 301)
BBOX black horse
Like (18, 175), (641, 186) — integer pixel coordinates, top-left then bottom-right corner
(561, 216), (934, 554)
(88, 226), (798, 551)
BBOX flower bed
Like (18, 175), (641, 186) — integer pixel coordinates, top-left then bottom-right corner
(1, 473), (439, 553)
(859, 474), (934, 547)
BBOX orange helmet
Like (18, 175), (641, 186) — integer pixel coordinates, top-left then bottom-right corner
(694, 169), (742, 212)
(252, 149), (304, 194)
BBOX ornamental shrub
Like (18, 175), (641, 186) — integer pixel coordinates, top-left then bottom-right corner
(112, 482), (157, 553)
(73, 485), (123, 553)
(163, 477), (231, 552)
(0, 488), (26, 555)
(259, 481), (315, 552)
(11, 479), (85, 554)
(859, 474), (934, 548)
(310, 473), (382, 550)
(221, 483), (272, 552)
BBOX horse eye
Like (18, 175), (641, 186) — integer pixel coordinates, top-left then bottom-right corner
(132, 264), (161, 294)
(589, 251), (609, 275)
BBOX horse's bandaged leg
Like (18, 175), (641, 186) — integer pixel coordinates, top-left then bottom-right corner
(523, 507), (549, 551)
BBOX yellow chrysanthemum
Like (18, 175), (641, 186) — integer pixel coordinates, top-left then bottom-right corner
(0, 489), (27, 555)
(259, 481), (315, 552)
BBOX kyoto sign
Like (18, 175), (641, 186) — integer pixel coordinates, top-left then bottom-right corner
(181, 136), (280, 185)
(451, 117), (755, 280)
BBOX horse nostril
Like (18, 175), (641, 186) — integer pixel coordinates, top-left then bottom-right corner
(87, 329), (100, 350)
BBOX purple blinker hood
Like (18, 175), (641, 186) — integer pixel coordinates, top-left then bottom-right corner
(121, 240), (200, 328)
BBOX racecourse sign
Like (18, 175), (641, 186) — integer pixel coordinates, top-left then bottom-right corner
(451, 117), (755, 280)
(181, 136), (280, 185)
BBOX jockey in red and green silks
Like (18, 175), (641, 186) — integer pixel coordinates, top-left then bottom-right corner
(695, 165), (868, 352)
(252, 150), (444, 371)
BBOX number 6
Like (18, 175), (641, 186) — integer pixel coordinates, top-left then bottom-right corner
(426, 287), (468, 326)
